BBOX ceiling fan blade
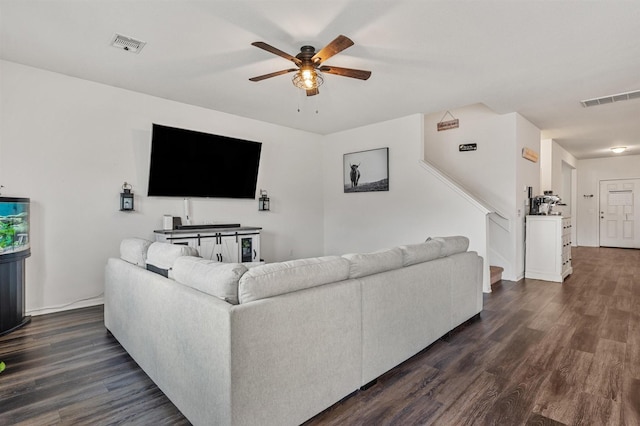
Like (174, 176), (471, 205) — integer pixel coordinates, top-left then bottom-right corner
(249, 68), (297, 82)
(251, 42), (302, 66)
(318, 66), (371, 80)
(311, 35), (354, 64)
(306, 88), (319, 96)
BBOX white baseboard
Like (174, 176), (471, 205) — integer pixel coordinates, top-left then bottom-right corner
(27, 297), (104, 317)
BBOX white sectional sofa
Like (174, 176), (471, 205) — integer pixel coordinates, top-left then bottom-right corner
(104, 236), (483, 426)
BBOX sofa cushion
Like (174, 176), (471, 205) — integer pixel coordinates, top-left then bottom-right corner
(342, 247), (403, 279)
(238, 256), (350, 304)
(428, 236), (470, 257)
(398, 239), (443, 267)
(172, 256), (247, 305)
(146, 242), (199, 278)
(120, 238), (152, 267)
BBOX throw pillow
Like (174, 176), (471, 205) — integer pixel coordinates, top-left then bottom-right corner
(342, 247), (403, 278)
(427, 236), (470, 257)
(238, 256), (350, 304)
(172, 256), (247, 305)
(120, 238), (152, 267)
(146, 242), (199, 278)
(399, 239), (443, 266)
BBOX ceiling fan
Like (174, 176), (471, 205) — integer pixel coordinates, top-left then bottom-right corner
(249, 35), (371, 96)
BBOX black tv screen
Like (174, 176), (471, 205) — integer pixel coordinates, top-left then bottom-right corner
(148, 124), (262, 198)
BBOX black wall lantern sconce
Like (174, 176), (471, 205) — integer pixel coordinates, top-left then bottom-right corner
(120, 182), (135, 211)
(258, 189), (270, 211)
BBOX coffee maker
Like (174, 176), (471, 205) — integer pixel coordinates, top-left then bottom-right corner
(529, 190), (563, 215)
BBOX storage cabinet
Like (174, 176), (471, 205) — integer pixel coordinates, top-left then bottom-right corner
(525, 216), (572, 282)
(154, 226), (261, 264)
(0, 251), (31, 336)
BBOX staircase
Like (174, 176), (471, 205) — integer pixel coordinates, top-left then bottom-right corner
(490, 265), (504, 288)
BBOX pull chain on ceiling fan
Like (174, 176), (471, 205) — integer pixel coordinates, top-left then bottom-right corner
(249, 35), (371, 96)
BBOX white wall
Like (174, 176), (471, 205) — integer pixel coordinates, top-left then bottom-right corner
(424, 104), (514, 216)
(561, 162), (573, 215)
(0, 60), (325, 314)
(540, 139), (553, 191)
(323, 114), (488, 289)
(540, 139), (577, 204)
(0, 60), (546, 314)
(514, 114), (543, 278)
(576, 154), (640, 246)
(423, 105), (540, 281)
(539, 139), (578, 242)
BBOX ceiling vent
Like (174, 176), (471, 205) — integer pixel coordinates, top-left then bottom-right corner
(110, 34), (146, 54)
(580, 89), (640, 107)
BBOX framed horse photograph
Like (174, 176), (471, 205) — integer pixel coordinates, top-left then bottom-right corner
(343, 147), (389, 193)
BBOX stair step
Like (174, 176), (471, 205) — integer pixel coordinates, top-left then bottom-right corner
(490, 266), (504, 285)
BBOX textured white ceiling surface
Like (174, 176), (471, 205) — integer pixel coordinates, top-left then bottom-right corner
(1, 0), (639, 159)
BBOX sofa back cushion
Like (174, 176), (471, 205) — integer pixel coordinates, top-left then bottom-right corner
(428, 236), (470, 257)
(120, 238), (153, 267)
(146, 242), (199, 278)
(238, 256), (350, 304)
(172, 256), (247, 305)
(342, 247), (403, 278)
(398, 240), (443, 267)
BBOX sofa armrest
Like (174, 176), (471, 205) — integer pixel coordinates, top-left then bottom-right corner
(448, 251), (484, 328)
(104, 258), (235, 426)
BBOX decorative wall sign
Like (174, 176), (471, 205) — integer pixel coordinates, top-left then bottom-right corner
(437, 110), (459, 131)
(522, 147), (539, 162)
(459, 143), (477, 152)
(343, 147), (389, 193)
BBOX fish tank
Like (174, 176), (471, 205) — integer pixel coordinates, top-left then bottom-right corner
(0, 197), (30, 259)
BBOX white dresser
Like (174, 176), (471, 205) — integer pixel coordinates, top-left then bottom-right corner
(525, 215), (572, 282)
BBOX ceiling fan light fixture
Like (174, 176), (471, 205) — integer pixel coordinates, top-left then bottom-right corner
(610, 146), (627, 154)
(250, 35), (370, 96)
(292, 68), (323, 90)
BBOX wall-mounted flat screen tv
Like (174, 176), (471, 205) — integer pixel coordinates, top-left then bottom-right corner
(0, 197), (30, 258)
(147, 124), (262, 198)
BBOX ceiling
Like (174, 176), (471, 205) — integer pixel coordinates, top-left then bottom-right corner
(1, 1), (639, 160)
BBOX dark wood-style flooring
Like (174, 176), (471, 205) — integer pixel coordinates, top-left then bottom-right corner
(1, 246), (639, 425)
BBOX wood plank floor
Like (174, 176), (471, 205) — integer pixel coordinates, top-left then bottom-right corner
(1, 246), (639, 425)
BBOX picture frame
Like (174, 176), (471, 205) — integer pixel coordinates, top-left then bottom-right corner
(343, 147), (389, 193)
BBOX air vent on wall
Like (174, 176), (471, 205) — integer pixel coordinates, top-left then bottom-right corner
(110, 34), (146, 54)
(580, 89), (640, 107)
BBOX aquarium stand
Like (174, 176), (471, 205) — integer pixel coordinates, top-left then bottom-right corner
(0, 250), (31, 336)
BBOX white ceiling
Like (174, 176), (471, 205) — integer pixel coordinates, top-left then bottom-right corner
(1, 0), (639, 159)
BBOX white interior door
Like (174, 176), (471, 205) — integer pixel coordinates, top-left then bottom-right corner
(599, 179), (640, 248)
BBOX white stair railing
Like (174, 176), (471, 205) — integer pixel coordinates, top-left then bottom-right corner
(419, 159), (511, 292)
